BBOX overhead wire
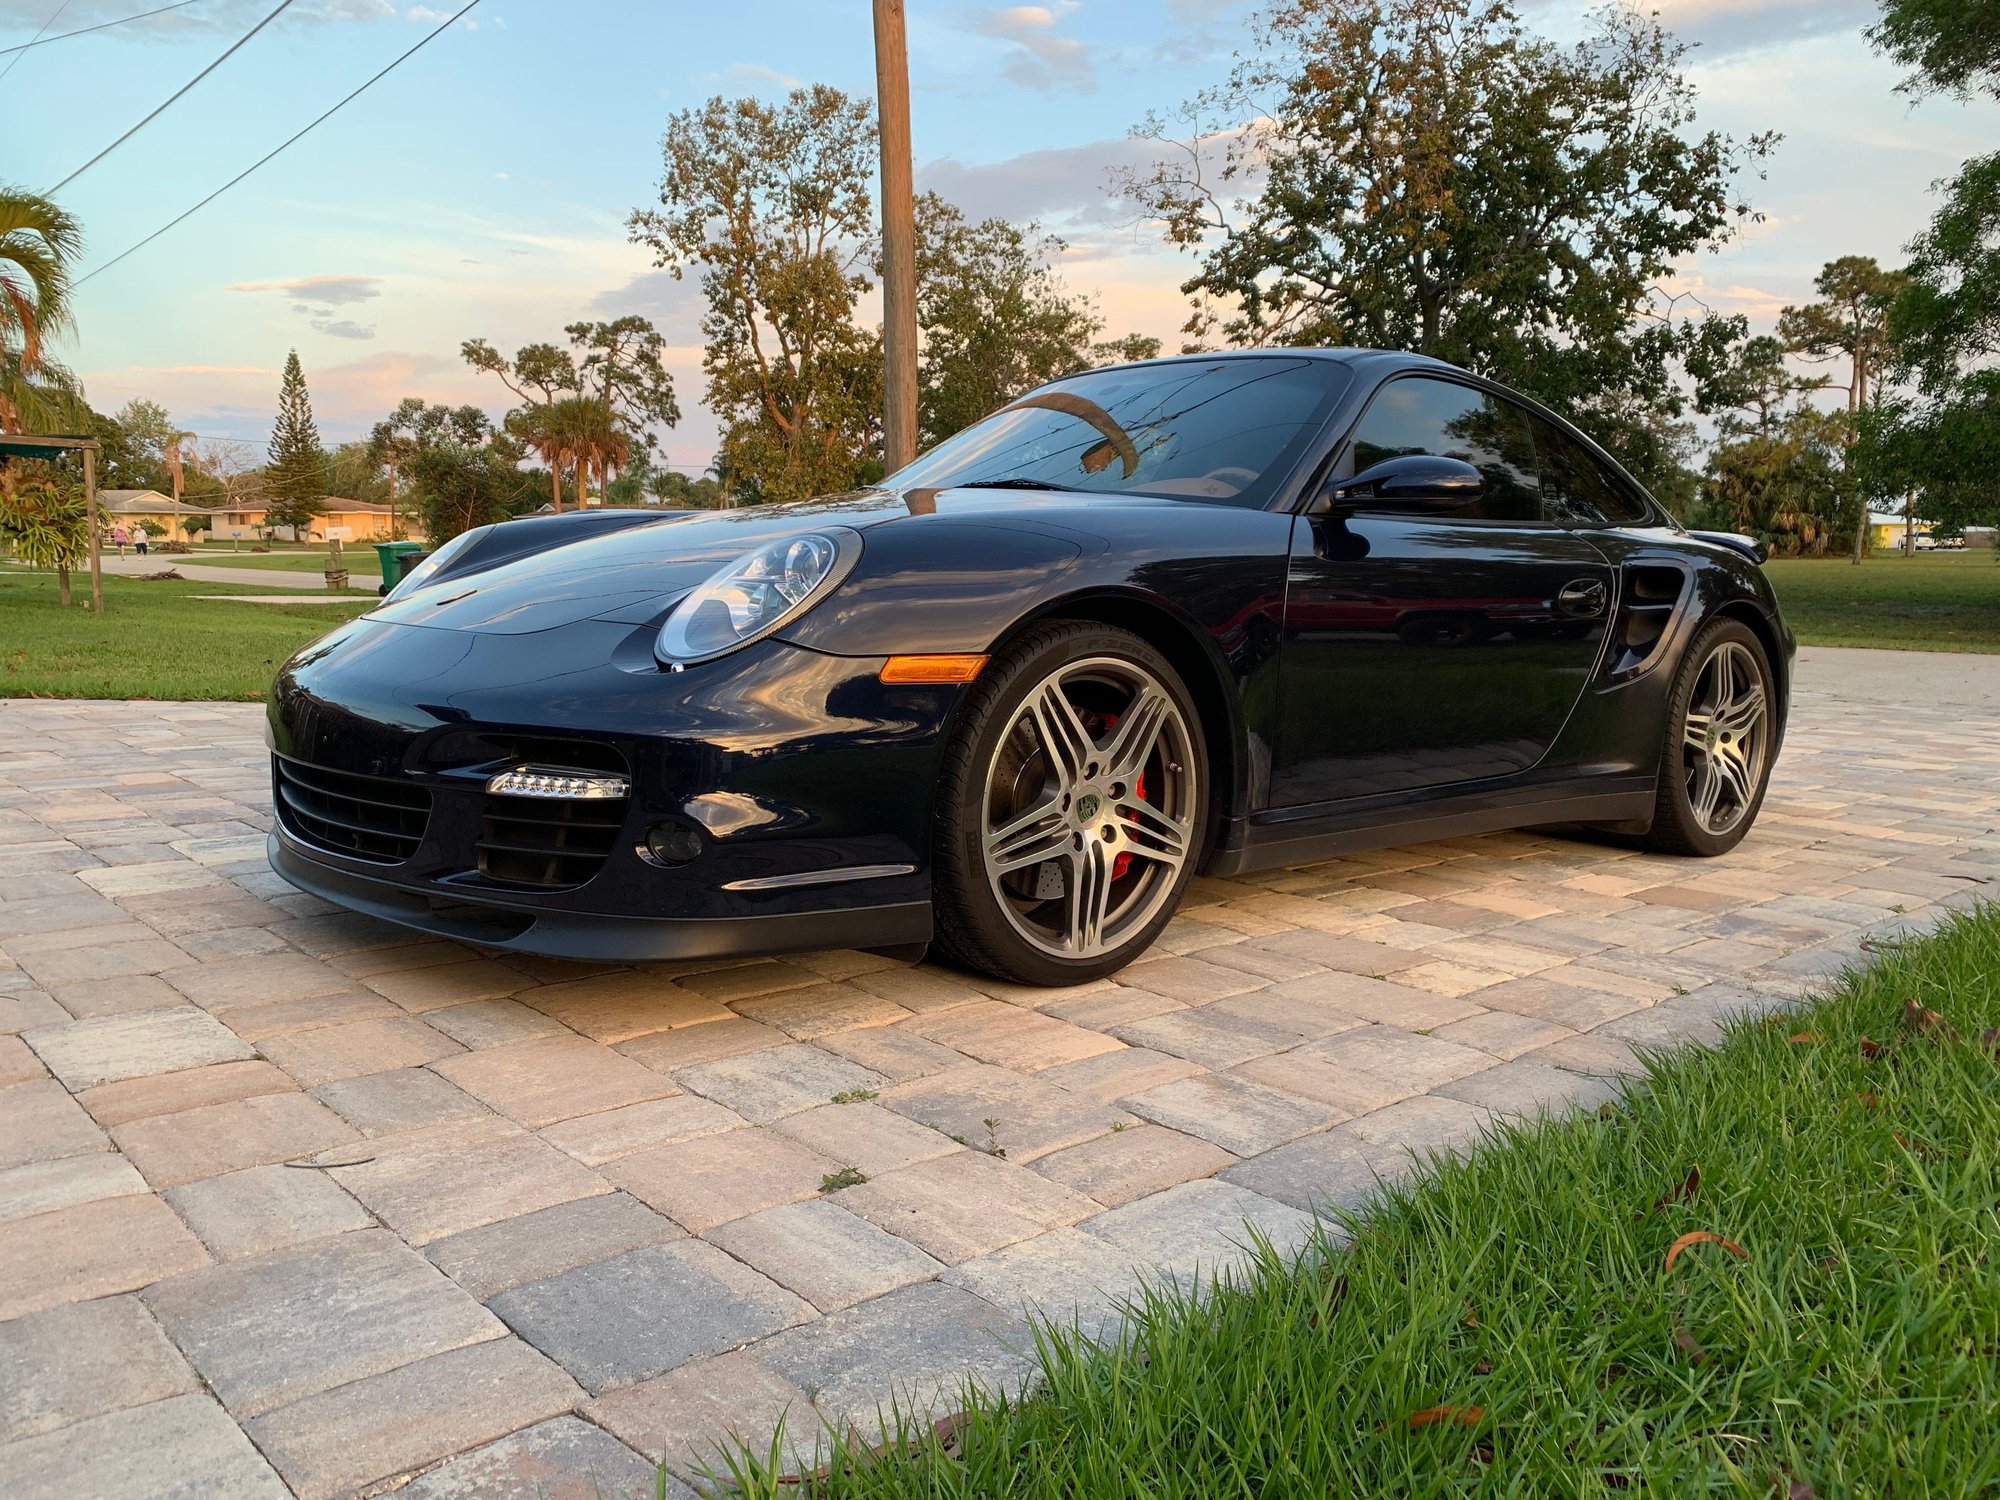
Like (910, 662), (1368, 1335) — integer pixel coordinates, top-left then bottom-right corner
(48, 0), (298, 194)
(73, 0), (483, 287)
(0, 0), (76, 84)
(0, 1), (203, 56)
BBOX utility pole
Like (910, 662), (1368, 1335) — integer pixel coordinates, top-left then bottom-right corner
(874, 0), (918, 475)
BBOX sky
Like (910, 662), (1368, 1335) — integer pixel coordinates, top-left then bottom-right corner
(3, 0), (1995, 474)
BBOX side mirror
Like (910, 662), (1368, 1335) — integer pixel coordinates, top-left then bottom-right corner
(1323, 454), (1485, 513)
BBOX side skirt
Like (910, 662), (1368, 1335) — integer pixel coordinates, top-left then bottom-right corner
(1204, 776), (1658, 878)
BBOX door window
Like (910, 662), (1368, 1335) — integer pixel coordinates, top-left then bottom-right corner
(1527, 415), (1655, 525)
(1344, 377), (1542, 521)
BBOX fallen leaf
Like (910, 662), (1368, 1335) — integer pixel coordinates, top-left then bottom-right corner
(1858, 1036), (1888, 1060)
(1473, 1359), (1493, 1376)
(1980, 1028), (1999, 1061)
(1901, 1000), (1958, 1042)
(1649, 1165), (1701, 1214)
(1673, 1327), (1708, 1365)
(1406, 1405), (1484, 1429)
(1664, 1230), (1748, 1274)
(1770, 1472), (1819, 1500)
(1789, 1031), (1825, 1044)
(1853, 1092), (1879, 1110)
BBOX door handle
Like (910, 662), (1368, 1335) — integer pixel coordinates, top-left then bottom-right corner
(1556, 578), (1608, 618)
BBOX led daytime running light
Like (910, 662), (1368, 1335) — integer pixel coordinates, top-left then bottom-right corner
(485, 767), (630, 800)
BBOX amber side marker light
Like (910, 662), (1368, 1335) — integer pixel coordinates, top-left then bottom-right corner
(880, 654), (988, 685)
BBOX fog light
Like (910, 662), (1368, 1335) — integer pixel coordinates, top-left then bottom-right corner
(485, 766), (629, 800)
(642, 821), (703, 867)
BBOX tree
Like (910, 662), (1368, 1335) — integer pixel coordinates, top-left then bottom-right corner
(265, 351), (326, 537)
(1118, 0), (1774, 478)
(1092, 334), (1163, 365)
(372, 398), (532, 543)
(462, 338), (577, 513)
(1868, 0), (2000, 548)
(0, 186), (85, 434)
(565, 316), (680, 467)
(629, 85), (883, 503)
(0, 471), (88, 604)
(324, 440), (391, 505)
(1777, 256), (1908, 561)
(547, 395), (629, 510)
(1695, 332), (1852, 555)
(912, 193), (1103, 446)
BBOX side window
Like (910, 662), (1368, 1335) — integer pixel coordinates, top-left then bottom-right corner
(1531, 416), (1653, 525)
(1345, 377), (1541, 522)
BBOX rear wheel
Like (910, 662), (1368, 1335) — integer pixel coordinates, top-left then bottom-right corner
(1644, 617), (1775, 856)
(933, 622), (1207, 985)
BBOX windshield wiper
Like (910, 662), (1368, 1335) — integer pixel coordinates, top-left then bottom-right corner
(953, 477), (1086, 493)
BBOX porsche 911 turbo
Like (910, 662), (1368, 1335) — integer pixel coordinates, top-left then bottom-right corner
(267, 349), (1792, 985)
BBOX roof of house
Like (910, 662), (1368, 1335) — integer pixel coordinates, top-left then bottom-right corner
(99, 490), (213, 516)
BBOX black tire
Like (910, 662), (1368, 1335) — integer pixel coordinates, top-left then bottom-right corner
(932, 620), (1209, 986)
(1643, 615), (1776, 857)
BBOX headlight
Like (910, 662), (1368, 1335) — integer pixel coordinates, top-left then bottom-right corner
(655, 528), (860, 665)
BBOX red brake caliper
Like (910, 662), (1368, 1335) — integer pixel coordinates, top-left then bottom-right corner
(1098, 712), (1145, 880)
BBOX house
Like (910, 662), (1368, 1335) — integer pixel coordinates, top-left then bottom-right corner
(203, 498), (423, 543)
(1867, 509), (1933, 550)
(97, 489), (216, 543)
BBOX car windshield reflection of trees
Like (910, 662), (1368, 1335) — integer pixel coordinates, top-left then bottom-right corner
(887, 358), (1345, 504)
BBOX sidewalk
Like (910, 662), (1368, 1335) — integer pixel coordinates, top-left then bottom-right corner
(89, 553), (384, 591)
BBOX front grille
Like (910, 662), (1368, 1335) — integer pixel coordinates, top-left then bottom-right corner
(476, 794), (626, 890)
(274, 756), (431, 864)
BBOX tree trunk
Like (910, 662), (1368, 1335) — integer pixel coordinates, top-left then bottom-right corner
(57, 565), (71, 607)
(575, 460), (586, 511)
(550, 462), (562, 515)
(1905, 491), (1915, 559)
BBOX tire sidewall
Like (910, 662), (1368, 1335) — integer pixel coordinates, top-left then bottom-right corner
(939, 624), (1209, 986)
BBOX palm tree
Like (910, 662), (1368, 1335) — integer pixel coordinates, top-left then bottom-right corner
(0, 186), (84, 434)
(548, 396), (628, 510)
(504, 403), (567, 514)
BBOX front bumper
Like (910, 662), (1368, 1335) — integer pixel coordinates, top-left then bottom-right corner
(269, 835), (930, 961)
(265, 616), (958, 960)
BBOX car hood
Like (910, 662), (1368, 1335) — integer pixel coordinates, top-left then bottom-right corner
(362, 486), (1162, 636)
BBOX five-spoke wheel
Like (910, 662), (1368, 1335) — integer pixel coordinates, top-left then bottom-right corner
(1646, 617), (1776, 856)
(936, 624), (1206, 983)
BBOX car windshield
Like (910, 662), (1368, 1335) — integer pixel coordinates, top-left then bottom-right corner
(885, 356), (1351, 509)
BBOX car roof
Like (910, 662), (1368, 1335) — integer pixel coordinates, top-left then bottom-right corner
(1073, 346), (1447, 376)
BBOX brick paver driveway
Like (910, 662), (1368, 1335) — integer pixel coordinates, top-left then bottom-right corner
(3, 646), (1995, 1499)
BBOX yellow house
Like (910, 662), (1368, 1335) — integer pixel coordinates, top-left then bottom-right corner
(204, 498), (423, 543)
(1868, 510), (1933, 550)
(98, 489), (212, 543)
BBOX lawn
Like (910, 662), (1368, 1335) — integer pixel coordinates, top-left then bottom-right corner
(1764, 552), (2000, 653)
(176, 551), (374, 575)
(0, 570), (375, 700)
(727, 903), (2000, 1497)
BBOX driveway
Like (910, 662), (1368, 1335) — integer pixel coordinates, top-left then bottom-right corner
(77, 554), (386, 591)
(2, 647), (1995, 1499)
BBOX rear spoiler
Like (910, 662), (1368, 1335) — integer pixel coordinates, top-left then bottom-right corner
(1688, 530), (1767, 565)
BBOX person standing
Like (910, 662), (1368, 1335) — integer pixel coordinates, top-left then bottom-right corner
(132, 522), (149, 557)
(111, 524), (129, 556)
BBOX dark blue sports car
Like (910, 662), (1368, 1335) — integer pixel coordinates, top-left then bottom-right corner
(267, 350), (1792, 985)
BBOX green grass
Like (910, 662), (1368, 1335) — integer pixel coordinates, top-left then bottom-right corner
(0, 570), (375, 700)
(722, 904), (2000, 1497)
(1764, 552), (2000, 653)
(174, 550), (377, 574)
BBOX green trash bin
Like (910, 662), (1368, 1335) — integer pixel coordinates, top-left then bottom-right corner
(373, 541), (423, 596)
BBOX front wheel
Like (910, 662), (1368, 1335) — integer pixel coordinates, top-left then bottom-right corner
(1643, 617), (1776, 856)
(932, 622), (1207, 986)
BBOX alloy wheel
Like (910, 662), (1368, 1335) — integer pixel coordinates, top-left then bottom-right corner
(1681, 639), (1768, 836)
(980, 656), (1197, 960)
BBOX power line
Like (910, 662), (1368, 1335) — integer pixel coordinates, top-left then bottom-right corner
(49, 0), (297, 195)
(74, 0), (482, 287)
(0, 1), (203, 57)
(0, 0), (75, 84)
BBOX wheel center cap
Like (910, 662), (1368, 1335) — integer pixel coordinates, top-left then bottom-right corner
(1074, 793), (1102, 823)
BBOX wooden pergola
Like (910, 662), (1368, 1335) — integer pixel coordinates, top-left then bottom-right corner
(0, 433), (103, 613)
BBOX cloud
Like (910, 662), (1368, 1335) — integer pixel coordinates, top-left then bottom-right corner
(701, 62), (803, 91)
(918, 133), (1197, 230)
(311, 318), (377, 340)
(122, 364), (277, 377)
(1522, 0), (1875, 57)
(0, 0), (394, 35)
(970, 2), (1094, 92)
(227, 274), (383, 307)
